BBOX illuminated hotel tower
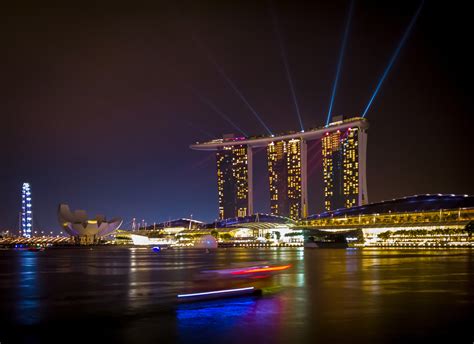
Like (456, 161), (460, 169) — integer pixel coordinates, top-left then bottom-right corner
(216, 144), (253, 219)
(267, 139), (307, 220)
(322, 126), (368, 211)
(21, 182), (33, 238)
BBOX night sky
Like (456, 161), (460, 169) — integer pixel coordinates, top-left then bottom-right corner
(1, 0), (472, 232)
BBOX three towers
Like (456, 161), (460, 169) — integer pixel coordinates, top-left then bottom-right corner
(191, 117), (368, 220)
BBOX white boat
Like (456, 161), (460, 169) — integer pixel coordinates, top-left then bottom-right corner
(130, 234), (173, 247)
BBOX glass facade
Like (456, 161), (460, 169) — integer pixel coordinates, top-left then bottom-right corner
(216, 145), (251, 219)
(267, 139), (303, 220)
(322, 127), (361, 211)
(343, 128), (359, 208)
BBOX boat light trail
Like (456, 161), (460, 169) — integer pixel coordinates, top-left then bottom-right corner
(177, 287), (255, 298)
(230, 264), (292, 275)
(192, 35), (273, 136)
(192, 88), (248, 136)
(362, 0), (424, 118)
(326, 0), (354, 127)
(270, 1), (304, 132)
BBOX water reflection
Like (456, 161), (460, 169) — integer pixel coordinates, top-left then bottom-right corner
(177, 297), (257, 325)
(1, 248), (473, 343)
(177, 296), (283, 342)
(127, 248), (156, 310)
(128, 248), (139, 304)
(16, 252), (39, 325)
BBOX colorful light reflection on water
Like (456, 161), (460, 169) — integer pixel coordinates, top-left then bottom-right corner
(16, 252), (39, 325)
(0, 247), (473, 343)
(177, 295), (284, 342)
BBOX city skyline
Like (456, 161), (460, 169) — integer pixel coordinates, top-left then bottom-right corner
(1, 1), (473, 231)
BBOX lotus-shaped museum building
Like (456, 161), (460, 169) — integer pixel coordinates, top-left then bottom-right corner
(58, 204), (122, 245)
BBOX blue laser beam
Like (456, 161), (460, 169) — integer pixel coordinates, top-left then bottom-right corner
(326, 0), (355, 127)
(185, 121), (216, 139)
(362, 0), (424, 118)
(216, 69), (273, 136)
(269, 1), (304, 131)
(192, 35), (273, 136)
(191, 88), (248, 137)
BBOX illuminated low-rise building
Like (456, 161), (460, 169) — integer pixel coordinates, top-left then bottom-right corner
(115, 214), (301, 247)
(301, 194), (474, 247)
(208, 213), (302, 246)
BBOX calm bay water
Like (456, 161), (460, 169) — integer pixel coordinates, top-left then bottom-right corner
(0, 247), (473, 343)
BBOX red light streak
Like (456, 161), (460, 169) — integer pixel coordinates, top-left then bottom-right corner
(230, 264), (291, 275)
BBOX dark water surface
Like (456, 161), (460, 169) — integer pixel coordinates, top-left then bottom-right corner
(1, 247), (473, 343)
